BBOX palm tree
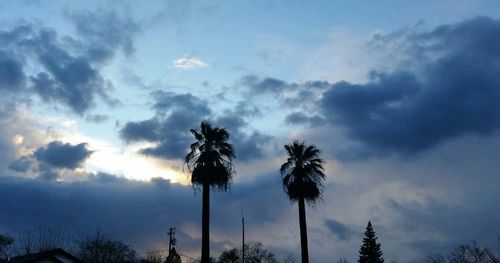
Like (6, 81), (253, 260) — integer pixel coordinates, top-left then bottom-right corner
(280, 141), (326, 263)
(185, 121), (235, 263)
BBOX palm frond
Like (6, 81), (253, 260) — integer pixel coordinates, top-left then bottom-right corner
(280, 141), (326, 205)
(185, 121), (236, 190)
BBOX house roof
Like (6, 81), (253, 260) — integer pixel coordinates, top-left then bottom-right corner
(5, 248), (82, 263)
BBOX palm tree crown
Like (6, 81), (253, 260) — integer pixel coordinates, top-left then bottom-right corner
(280, 140), (326, 204)
(185, 121), (235, 190)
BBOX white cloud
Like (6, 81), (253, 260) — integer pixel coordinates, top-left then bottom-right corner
(172, 55), (208, 70)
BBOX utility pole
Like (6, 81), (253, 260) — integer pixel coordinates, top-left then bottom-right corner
(168, 227), (177, 254)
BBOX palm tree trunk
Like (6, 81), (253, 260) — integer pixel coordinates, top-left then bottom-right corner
(298, 196), (309, 263)
(201, 182), (210, 263)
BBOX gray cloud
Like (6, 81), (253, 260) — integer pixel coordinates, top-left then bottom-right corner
(0, 104), (43, 176)
(245, 17), (500, 158)
(8, 157), (33, 173)
(34, 141), (93, 170)
(324, 219), (356, 241)
(233, 101), (262, 118)
(121, 90), (272, 161)
(0, 172), (290, 258)
(285, 112), (324, 126)
(320, 17), (500, 156)
(66, 9), (141, 62)
(120, 91), (211, 159)
(0, 9), (141, 114)
(214, 113), (273, 161)
(239, 75), (328, 112)
(151, 90), (211, 116)
(85, 114), (109, 123)
(121, 118), (161, 143)
(0, 50), (26, 91)
(384, 192), (500, 260)
(241, 75), (292, 95)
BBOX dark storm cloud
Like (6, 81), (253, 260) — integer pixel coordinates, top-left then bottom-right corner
(121, 91), (272, 161)
(34, 141), (93, 169)
(234, 131), (272, 161)
(324, 219), (355, 241)
(0, 10), (141, 114)
(214, 113), (273, 161)
(0, 173), (290, 255)
(0, 23), (108, 114)
(121, 118), (161, 142)
(121, 91), (211, 159)
(237, 17), (500, 157)
(321, 17), (500, 155)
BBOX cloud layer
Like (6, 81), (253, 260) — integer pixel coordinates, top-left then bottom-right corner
(120, 90), (272, 161)
(320, 17), (500, 155)
(0, 10), (140, 114)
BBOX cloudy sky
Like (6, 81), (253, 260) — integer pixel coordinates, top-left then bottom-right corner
(1, 0), (500, 262)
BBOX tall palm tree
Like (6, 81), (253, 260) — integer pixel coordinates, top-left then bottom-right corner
(185, 121), (235, 263)
(280, 141), (326, 263)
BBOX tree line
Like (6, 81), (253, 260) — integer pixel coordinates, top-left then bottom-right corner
(2, 224), (498, 263)
(0, 228), (287, 263)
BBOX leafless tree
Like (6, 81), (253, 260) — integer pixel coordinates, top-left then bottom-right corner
(16, 227), (73, 255)
(426, 242), (499, 263)
(145, 249), (165, 263)
(0, 234), (14, 259)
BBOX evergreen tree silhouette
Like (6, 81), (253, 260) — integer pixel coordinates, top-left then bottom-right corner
(358, 221), (384, 263)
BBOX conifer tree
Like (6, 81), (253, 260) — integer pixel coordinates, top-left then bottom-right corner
(358, 221), (384, 263)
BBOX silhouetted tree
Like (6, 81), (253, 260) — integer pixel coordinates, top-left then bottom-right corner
(218, 248), (239, 263)
(165, 247), (182, 263)
(0, 234), (14, 259)
(358, 221), (384, 263)
(426, 241), (499, 263)
(186, 121), (235, 263)
(217, 243), (278, 263)
(140, 249), (164, 263)
(337, 258), (349, 263)
(77, 230), (136, 263)
(280, 141), (325, 263)
(244, 243), (278, 263)
(16, 227), (73, 255)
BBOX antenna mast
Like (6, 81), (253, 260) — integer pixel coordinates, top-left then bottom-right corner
(241, 200), (245, 263)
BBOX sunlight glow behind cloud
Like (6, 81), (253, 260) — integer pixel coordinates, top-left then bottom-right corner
(61, 133), (184, 182)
